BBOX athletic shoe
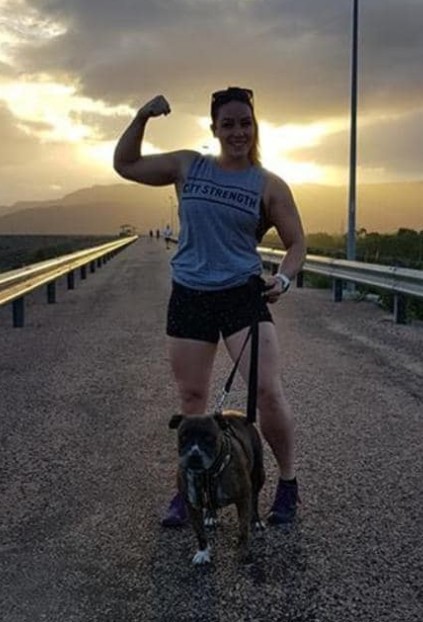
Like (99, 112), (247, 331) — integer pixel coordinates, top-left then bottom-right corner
(161, 492), (188, 527)
(267, 478), (300, 525)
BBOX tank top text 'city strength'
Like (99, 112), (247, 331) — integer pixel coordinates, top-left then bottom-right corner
(171, 155), (266, 290)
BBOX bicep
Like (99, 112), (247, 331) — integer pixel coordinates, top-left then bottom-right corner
(114, 150), (195, 186)
(267, 178), (305, 248)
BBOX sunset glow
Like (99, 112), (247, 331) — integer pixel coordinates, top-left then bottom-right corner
(0, 79), (133, 144)
(196, 116), (347, 185)
(0, 0), (420, 234)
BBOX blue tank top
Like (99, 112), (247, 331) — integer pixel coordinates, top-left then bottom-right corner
(171, 155), (266, 290)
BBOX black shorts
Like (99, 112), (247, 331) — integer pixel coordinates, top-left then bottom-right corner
(166, 279), (273, 343)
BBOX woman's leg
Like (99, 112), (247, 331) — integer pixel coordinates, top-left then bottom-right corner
(167, 337), (218, 414)
(224, 322), (296, 480)
(162, 337), (218, 527)
(225, 322), (299, 524)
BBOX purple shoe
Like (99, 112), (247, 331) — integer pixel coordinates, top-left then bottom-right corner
(161, 492), (188, 527)
(267, 478), (300, 526)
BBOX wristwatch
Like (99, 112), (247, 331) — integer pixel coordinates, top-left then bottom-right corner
(274, 272), (291, 293)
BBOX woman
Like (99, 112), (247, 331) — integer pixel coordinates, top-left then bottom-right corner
(114, 87), (306, 527)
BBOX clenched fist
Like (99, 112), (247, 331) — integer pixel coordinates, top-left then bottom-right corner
(137, 95), (171, 120)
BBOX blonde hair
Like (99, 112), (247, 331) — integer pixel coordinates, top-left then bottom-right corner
(249, 113), (261, 166)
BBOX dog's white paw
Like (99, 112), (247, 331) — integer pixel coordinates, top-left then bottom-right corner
(253, 519), (266, 531)
(204, 514), (218, 529)
(192, 546), (211, 565)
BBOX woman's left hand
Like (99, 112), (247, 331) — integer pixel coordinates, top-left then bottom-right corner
(262, 276), (285, 304)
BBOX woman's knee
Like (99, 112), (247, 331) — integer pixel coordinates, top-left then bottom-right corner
(179, 385), (208, 414)
(257, 381), (283, 412)
(257, 382), (293, 426)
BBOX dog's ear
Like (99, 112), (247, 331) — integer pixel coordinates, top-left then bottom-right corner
(169, 414), (184, 429)
(213, 413), (229, 430)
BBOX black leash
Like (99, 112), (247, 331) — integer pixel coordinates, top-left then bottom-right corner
(215, 326), (252, 413)
(246, 276), (263, 423)
(215, 276), (267, 424)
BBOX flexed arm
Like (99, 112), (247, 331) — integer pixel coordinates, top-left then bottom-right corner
(113, 95), (195, 186)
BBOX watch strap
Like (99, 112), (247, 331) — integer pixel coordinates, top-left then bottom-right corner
(274, 272), (291, 292)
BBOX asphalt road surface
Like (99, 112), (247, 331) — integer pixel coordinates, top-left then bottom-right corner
(1, 238), (422, 622)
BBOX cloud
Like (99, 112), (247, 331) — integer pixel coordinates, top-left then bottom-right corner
(0, 103), (44, 165)
(0, 0), (422, 205)
(9, 0), (421, 119)
(358, 110), (423, 179)
(0, 102), (117, 204)
(292, 108), (423, 182)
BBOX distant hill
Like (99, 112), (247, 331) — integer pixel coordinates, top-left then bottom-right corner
(0, 180), (421, 235)
(0, 184), (174, 235)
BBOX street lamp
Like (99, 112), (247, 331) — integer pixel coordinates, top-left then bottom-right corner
(347, 0), (359, 261)
(169, 194), (175, 232)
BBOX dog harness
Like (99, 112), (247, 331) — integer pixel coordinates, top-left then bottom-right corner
(187, 431), (232, 510)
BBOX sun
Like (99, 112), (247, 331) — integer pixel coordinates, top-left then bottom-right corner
(258, 121), (324, 184)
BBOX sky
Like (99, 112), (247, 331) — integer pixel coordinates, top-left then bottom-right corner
(0, 0), (422, 206)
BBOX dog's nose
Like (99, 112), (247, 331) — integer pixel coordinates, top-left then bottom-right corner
(189, 444), (201, 456)
(187, 446), (203, 469)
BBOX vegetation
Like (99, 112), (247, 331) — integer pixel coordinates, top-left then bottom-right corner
(262, 227), (423, 321)
(0, 235), (117, 272)
(263, 227), (423, 269)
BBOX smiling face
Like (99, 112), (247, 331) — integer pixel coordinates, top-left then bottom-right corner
(212, 101), (257, 166)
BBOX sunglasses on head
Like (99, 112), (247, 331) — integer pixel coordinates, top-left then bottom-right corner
(211, 87), (254, 108)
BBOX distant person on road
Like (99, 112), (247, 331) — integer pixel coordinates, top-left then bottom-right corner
(156, 229), (160, 239)
(163, 224), (173, 249)
(114, 87), (306, 528)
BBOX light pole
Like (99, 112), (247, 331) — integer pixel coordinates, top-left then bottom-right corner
(347, 0), (359, 261)
(169, 195), (175, 232)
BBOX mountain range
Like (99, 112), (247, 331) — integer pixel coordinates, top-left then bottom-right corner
(0, 180), (421, 235)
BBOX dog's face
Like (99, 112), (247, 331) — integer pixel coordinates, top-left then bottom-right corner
(169, 414), (227, 472)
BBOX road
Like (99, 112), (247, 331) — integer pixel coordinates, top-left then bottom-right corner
(0, 238), (422, 622)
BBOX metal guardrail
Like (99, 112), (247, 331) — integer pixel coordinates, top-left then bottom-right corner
(3, 236), (420, 327)
(0, 236), (138, 327)
(258, 246), (423, 324)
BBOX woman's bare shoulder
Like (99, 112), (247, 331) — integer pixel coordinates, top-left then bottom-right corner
(262, 168), (293, 207)
(177, 149), (201, 179)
